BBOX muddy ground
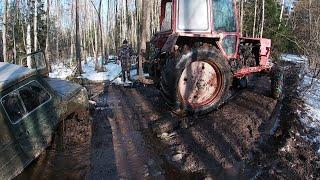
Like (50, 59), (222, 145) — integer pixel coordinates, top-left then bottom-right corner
(16, 62), (320, 179)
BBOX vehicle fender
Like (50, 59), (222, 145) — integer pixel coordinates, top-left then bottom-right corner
(161, 34), (179, 53)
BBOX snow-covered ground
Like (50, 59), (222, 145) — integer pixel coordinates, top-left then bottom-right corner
(281, 54), (320, 154)
(49, 62), (74, 80)
(280, 54), (307, 63)
(49, 57), (147, 84)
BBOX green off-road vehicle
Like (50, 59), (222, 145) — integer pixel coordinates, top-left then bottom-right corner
(0, 52), (89, 179)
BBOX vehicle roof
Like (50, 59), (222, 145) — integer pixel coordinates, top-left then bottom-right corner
(0, 62), (36, 92)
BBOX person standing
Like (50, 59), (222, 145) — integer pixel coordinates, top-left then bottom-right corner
(118, 39), (133, 82)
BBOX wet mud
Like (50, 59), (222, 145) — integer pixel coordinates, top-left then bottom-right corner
(16, 64), (320, 179)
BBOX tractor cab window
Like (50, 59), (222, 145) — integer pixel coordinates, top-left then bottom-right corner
(213, 0), (237, 32)
(161, 2), (172, 31)
(178, 0), (209, 31)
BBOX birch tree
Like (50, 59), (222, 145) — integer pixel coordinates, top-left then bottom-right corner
(260, 0), (265, 38)
(91, 0), (104, 71)
(45, 0), (51, 71)
(27, 1), (32, 67)
(279, 0), (285, 27)
(252, 0), (257, 37)
(55, 0), (61, 61)
(137, 0), (148, 77)
(2, 0), (8, 62)
(240, 0), (244, 35)
(34, 0), (38, 51)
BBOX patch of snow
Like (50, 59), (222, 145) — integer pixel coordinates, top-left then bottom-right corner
(280, 54), (307, 63)
(49, 62), (74, 79)
(80, 57), (122, 82)
(298, 75), (320, 130)
(281, 54), (320, 155)
(50, 57), (149, 83)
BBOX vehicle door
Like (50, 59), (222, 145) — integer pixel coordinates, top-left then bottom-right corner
(0, 80), (58, 157)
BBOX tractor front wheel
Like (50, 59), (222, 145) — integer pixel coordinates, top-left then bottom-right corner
(160, 46), (232, 115)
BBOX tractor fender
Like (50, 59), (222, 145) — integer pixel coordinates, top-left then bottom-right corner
(161, 34), (179, 53)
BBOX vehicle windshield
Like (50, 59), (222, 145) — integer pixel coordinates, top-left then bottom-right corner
(161, 1), (172, 31)
(20, 52), (47, 70)
(213, 0), (237, 32)
(177, 0), (209, 31)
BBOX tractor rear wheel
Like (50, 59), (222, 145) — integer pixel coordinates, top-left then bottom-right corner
(160, 46), (232, 115)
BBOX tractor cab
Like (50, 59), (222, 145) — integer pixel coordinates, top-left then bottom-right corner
(159, 0), (239, 59)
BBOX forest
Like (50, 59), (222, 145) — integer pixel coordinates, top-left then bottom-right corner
(0, 0), (319, 75)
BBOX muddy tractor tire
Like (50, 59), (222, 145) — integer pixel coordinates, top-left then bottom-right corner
(160, 46), (232, 115)
(270, 66), (284, 99)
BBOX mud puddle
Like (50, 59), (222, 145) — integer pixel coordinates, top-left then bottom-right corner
(16, 83), (165, 180)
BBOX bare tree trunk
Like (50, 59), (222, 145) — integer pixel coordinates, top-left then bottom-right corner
(123, 0), (128, 39)
(82, 0), (88, 64)
(45, 0), (52, 71)
(98, 0), (104, 70)
(309, 0), (312, 37)
(91, 0), (104, 71)
(75, 0), (82, 75)
(260, 0), (265, 38)
(240, 0), (244, 36)
(20, 12), (27, 53)
(253, 0), (257, 37)
(56, 0), (60, 62)
(70, 0), (75, 63)
(105, 0), (110, 62)
(34, 0), (38, 51)
(2, 0), (8, 62)
(146, 0), (151, 41)
(27, 1), (32, 67)
(94, 22), (98, 69)
(278, 0), (285, 29)
(138, 0), (148, 77)
(12, 0), (18, 63)
(135, 0), (140, 51)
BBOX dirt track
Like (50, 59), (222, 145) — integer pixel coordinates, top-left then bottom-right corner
(16, 65), (320, 179)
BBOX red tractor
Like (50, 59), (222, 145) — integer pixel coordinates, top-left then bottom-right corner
(146, 0), (278, 115)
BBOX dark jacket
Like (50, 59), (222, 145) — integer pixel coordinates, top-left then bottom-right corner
(119, 44), (133, 71)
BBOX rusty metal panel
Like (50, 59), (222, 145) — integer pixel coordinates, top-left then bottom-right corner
(161, 34), (179, 53)
(259, 38), (272, 66)
(177, 0), (210, 31)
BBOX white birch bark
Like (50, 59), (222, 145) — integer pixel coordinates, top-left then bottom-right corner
(260, 0), (265, 38)
(34, 0), (38, 51)
(2, 0), (8, 62)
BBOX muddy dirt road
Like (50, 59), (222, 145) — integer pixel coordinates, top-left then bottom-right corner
(16, 67), (320, 179)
